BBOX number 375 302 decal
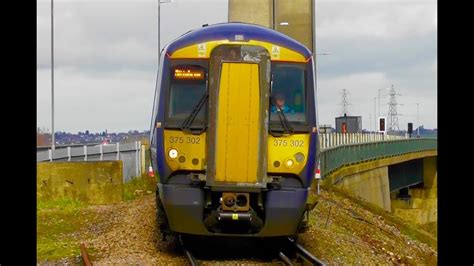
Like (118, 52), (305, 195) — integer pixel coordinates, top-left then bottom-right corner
(273, 139), (304, 147)
(169, 136), (201, 144)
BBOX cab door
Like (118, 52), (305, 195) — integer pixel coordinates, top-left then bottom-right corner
(206, 45), (271, 187)
(215, 62), (260, 183)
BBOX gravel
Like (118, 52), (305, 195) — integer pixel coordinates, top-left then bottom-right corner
(43, 189), (437, 265)
(80, 195), (186, 265)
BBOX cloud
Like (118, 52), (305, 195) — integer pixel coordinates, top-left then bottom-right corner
(37, 0), (229, 132)
(37, 67), (157, 133)
(37, 0), (436, 132)
(316, 71), (436, 130)
(37, 1), (159, 69)
(37, 0), (228, 70)
(316, 0), (436, 40)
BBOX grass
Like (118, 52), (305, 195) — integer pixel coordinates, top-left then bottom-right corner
(123, 145), (157, 201)
(303, 187), (438, 264)
(37, 148), (158, 262)
(324, 185), (438, 250)
(37, 198), (91, 261)
(37, 198), (87, 212)
(420, 222), (437, 237)
(123, 174), (157, 201)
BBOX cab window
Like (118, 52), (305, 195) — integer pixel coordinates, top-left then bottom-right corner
(167, 65), (207, 121)
(270, 63), (307, 123)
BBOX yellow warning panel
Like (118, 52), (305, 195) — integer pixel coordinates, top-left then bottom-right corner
(215, 63), (260, 183)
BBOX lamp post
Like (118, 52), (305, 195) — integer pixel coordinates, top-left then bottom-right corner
(378, 87), (389, 119)
(158, 0), (174, 56)
(51, 0), (55, 150)
(416, 103), (420, 137)
(373, 97), (376, 132)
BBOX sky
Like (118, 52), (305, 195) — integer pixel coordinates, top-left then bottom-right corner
(37, 0), (437, 133)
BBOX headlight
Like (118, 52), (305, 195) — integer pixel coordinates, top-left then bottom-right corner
(168, 148), (178, 159)
(286, 159), (294, 167)
(294, 152), (305, 163)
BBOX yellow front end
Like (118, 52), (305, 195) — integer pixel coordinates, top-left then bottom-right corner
(267, 134), (310, 175)
(163, 130), (206, 171)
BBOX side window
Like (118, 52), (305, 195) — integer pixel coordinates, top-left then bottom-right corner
(270, 63), (307, 122)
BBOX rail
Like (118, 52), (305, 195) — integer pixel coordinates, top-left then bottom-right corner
(278, 237), (326, 265)
(319, 138), (437, 177)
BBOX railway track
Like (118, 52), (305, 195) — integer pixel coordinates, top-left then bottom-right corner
(278, 237), (326, 266)
(178, 235), (325, 266)
(179, 235), (200, 266)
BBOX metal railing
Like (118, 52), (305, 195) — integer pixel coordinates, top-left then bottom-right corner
(319, 138), (437, 178)
(318, 133), (407, 151)
(36, 143), (100, 152)
(36, 141), (144, 182)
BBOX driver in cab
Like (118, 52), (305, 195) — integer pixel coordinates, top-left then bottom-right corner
(271, 93), (294, 114)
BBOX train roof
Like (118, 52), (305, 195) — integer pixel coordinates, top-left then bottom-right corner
(165, 22), (312, 58)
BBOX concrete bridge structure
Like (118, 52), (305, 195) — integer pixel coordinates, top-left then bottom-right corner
(318, 136), (437, 224)
(228, 0), (438, 225)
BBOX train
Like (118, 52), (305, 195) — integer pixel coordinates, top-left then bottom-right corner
(149, 22), (319, 239)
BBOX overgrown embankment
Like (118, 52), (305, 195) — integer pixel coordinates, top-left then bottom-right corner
(37, 174), (158, 263)
(301, 185), (437, 265)
(37, 178), (437, 264)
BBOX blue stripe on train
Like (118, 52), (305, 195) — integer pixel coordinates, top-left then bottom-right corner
(166, 22), (312, 58)
(155, 57), (171, 179)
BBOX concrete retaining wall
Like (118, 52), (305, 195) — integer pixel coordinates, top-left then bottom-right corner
(37, 161), (123, 204)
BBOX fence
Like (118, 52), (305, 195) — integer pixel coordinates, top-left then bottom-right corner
(37, 143), (100, 152)
(36, 141), (144, 182)
(318, 133), (407, 151)
(319, 138), (438, 178)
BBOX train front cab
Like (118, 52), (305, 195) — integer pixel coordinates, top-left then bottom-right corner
(150, 24), (319, 238)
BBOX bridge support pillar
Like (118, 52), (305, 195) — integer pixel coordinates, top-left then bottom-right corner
(423, 156), (437, 189)
(335, 166), (391, 212)
(390, 156), (437, 225)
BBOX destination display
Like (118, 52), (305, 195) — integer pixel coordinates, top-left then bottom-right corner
(174, 67), (204, 80)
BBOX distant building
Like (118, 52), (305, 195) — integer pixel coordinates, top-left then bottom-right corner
(319, 124), (333, 133)
(335, 114), (362, 133)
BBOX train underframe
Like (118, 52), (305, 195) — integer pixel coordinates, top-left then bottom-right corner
(156, 173), (312, 239)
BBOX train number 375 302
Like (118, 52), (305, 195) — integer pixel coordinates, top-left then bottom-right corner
(169, 136), (201, 144)
(273, 139), (304, 147)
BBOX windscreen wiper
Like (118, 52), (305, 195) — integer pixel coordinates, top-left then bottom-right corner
(180, 92), (208, 135)
(269, 95), (294, 136)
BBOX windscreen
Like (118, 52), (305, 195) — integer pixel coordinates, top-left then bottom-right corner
(270, 63), (307, 123)
(168, 65), (207, 121)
